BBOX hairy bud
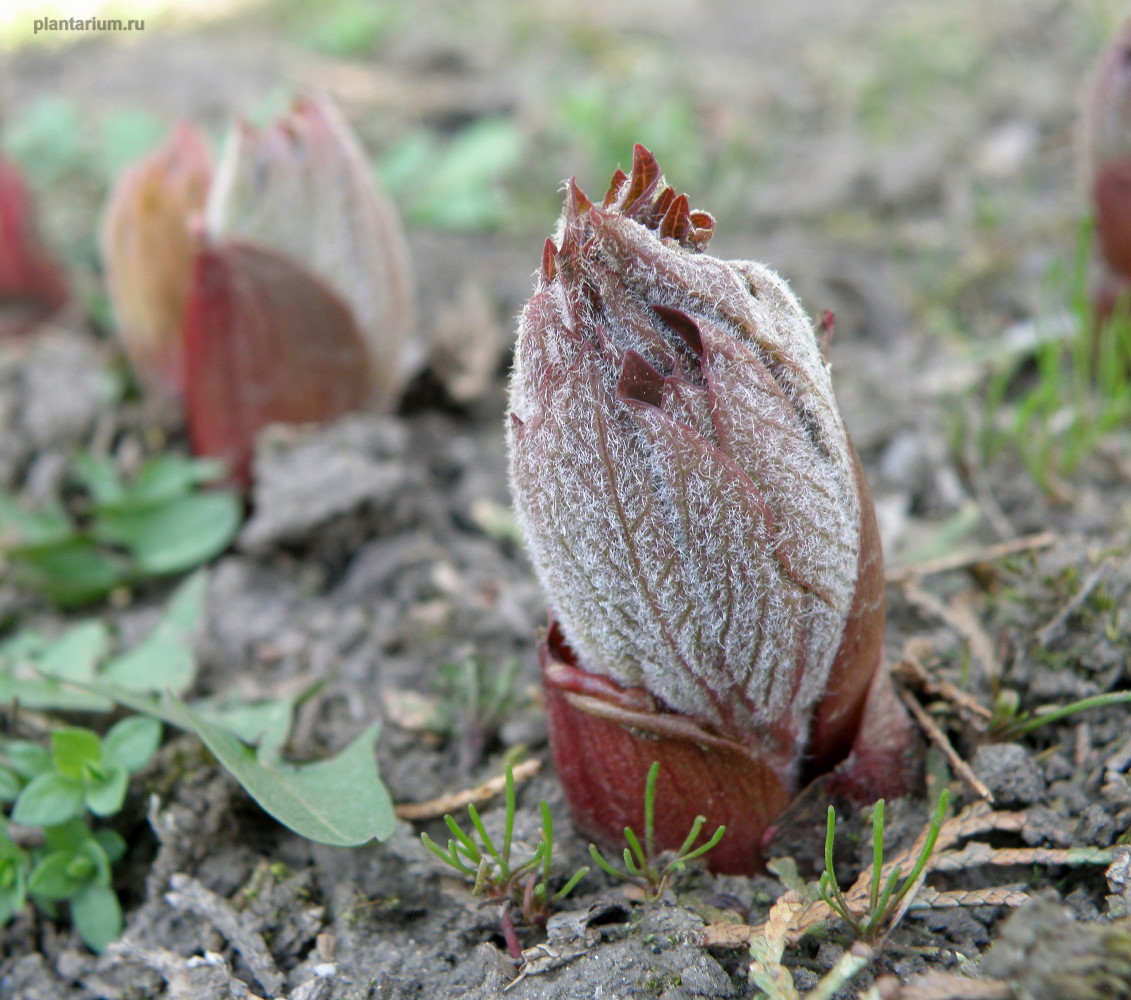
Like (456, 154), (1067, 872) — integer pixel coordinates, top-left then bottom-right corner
(0, 156), (68, 337)
(507, 146), (917, 873)
(205, 95), (414, 408)
(100, 122), (212, 392)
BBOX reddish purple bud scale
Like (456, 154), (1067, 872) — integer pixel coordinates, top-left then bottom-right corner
(508, 145), (918, 874)
(0, 157), (69, 338)
(182, 242), (373, 486)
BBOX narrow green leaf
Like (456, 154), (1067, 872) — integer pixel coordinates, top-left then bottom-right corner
(0, 494), (71, 546)
(187, 697), (293, 759)
(168, 699), (393, 846)
(113, 454), (227, 508)
(100, 631), (195, 695)
(13, 773), (85, 826)
(100, 571), (205, 695)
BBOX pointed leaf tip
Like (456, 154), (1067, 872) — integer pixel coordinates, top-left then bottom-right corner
(616, 350), (666, 408)
(652, 304), (703, 355)
(541, 238), (557, 282)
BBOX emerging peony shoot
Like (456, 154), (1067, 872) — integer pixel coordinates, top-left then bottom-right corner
(100, 96), (415, 486)
(100, 122), (212, 393)
(205, 95), (414, 410)
(507, 146), (918, 874)
(1084, 18), (1131, 320)
(0, 156), (69, 337)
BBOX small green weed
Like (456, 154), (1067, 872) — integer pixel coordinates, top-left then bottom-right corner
(378, 118), (525, 232)
(818, 790), (950, 944)
(0, 715), (160, 951)
(0, 451), (242, 607)
(421, 765), (588, 957)
(587, 761), (726, 902)
(1, 573), (396, 855)
(974, 219), (1131, 493)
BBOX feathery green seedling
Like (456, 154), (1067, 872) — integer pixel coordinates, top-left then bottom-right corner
(818, 789), (950, 944)
(587, 761), (726, 901)
(420, 765), (588, 957)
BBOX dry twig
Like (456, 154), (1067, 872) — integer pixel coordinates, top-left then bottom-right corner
(897, 687), (994, 802)
(886, 530), (1056, 584)
(394, 758), (541, 820)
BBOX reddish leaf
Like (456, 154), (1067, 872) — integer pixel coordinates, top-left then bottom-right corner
(182, 241), (374, 487)
(0, 157), (68, 337)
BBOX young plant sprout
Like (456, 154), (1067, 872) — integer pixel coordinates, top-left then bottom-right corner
(100, 95), (415, 486)
(587, 761), (726, 901)
(420, 765), (588, 959)
(0, 156), (69, 338)
(507, 144), (919, 874)
(818, 789), (950, 944)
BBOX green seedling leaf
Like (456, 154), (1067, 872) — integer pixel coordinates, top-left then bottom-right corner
(0, 622), (114, 712)
(43, 818), (95, 852)
(100, 571), (205, 694)
(28, 839), (108, 900)
(0, 766), (21, 802)
(0, 494), (71, 546)
(51, 728), (102, 778)
(82, 765), (128, 817)
(70, 882), (122, 953)
(5, 536), (127, 607)
(190, 697), (294, 760)
(93, 491), (241, 576)
(169, 699), (393, 846)
(12, 772), (84, 826)
(71, 453), (124, 507)
(99, 630), (195, 695)
(111, 455), (228, 510)
(93, 829), (126, 865)
(101, 716), (161, 773)
(38, 623), (110, 683)
(1, 740), (53, 780)
(0, 833), (28, 924)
